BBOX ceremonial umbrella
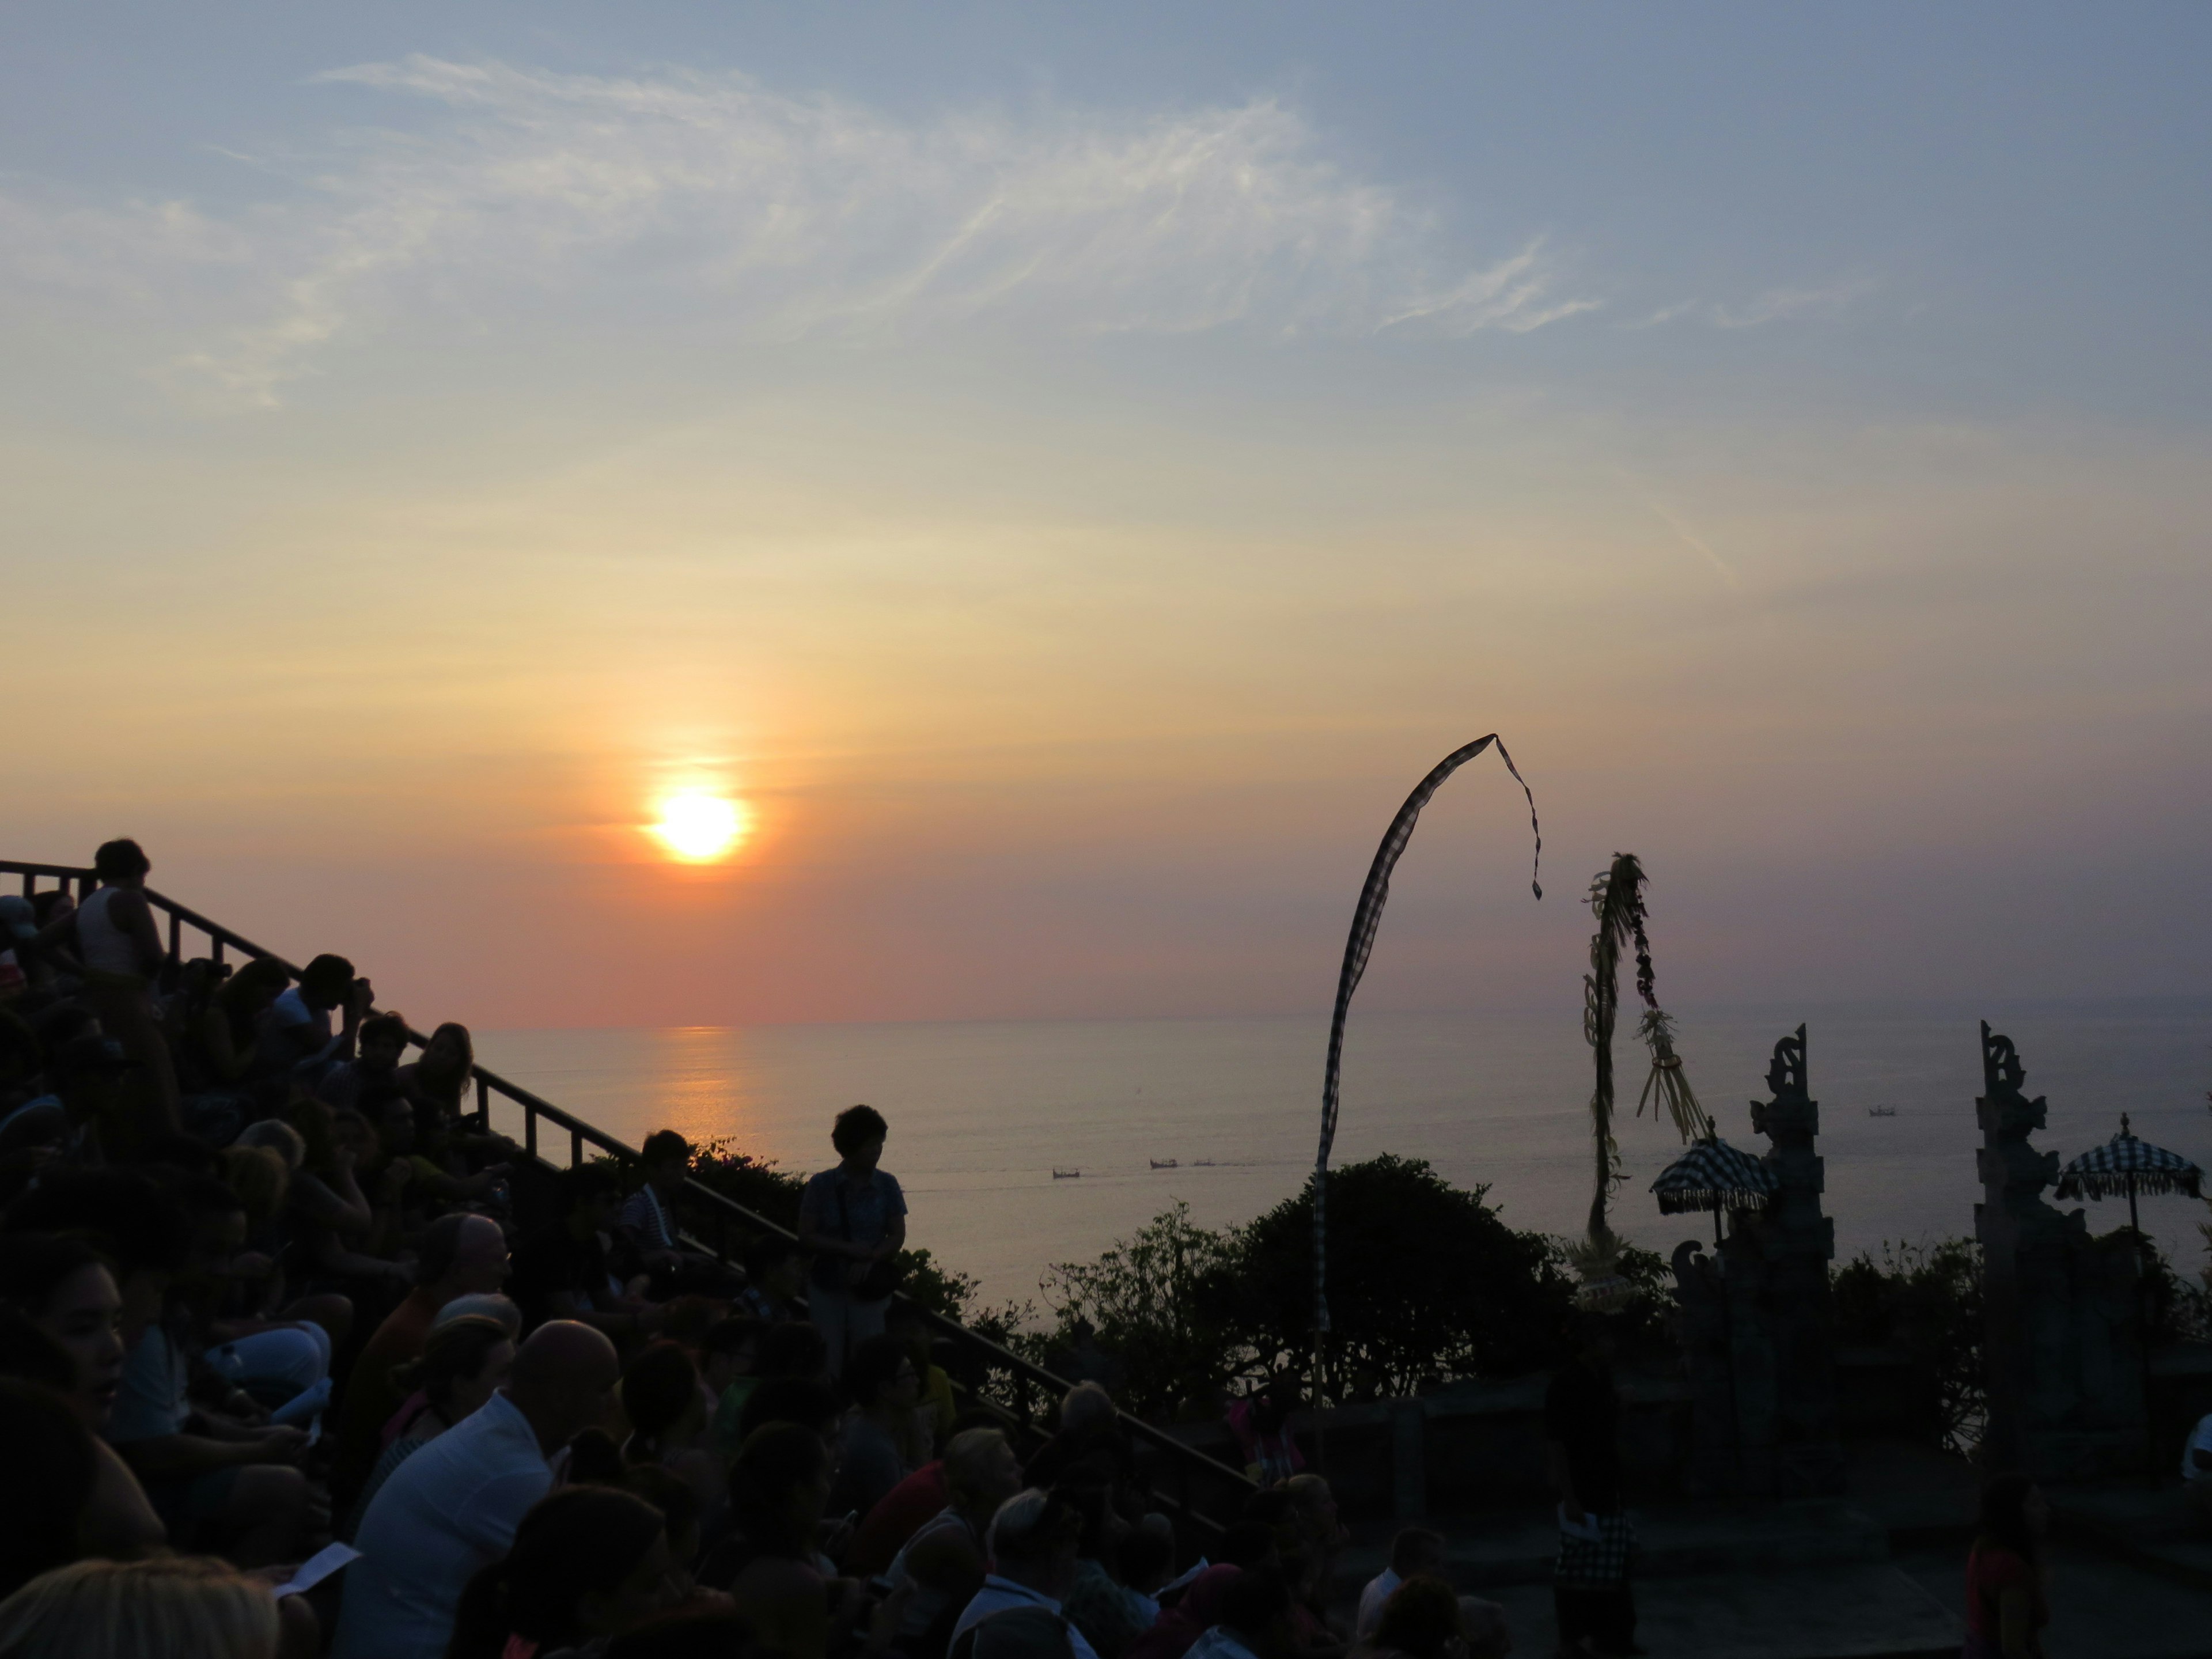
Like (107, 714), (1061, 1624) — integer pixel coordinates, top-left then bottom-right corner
(2054, 1115), (2203, 1236)
(1652, 1135), (1780, 1244)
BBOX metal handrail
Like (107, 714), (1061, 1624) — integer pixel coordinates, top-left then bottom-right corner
(4, 857), (1256, 1526)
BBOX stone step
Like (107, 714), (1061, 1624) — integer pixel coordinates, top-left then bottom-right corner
(1468, 1562), (1963, 1659)
(1334, 1498), (1889, 1592)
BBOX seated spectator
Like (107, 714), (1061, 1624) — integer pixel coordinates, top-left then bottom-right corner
(846, 1455), (949, 1581)
(1281, 1475), (1346, 1658)
(1118, 1526), (1176, 1626)
(713, 1422), (869, 1659)
(175, 1179), (338, 1413)
(255, 952), (371, 1089)
(1357, 1529), (1445, 1643)
(952, 1489), (1100, 1659)
(0, 1234), (126, 1429)
(1128, 1567), (1241, 1659)
(892, 1301), (959, 1446)
(1059, 1483), (1157, 1659)
(619, 1463), (708, 1590)
(830, 1333), (926, 1521)
(737, 1375), (841, 1448)
(511, 1164), (667, 1339)
(344, 1313), (516, 1538)
(1454, 1596), (1511, 1659)
(332, 1211), (510, 1495)
(759, 1317), (830, 1383)
(739, 1232), (806, 1324)
(0, 1555), (281, 1659)
(104, 1184), (321, 1567)
(447, 1484), (684, 1659)
(316, 1011), (409, 1112)
(1028, 1380), (1128, 1494)
(435, 1290), (525, 1335)
(622, 1340), (726, 1530)
(1185, 1569), (1293, 1659)
(275, 1093), (412, 1301)
(624, 1130), (692, 1262)
(606, 1608), (759, 1659)
(395, 1020), (474, 1128)
(177, 957), (290, 1115)
(1366, 1577), (1461, 1659)
(968, 1604), (1083, 1659)
(701, 1315), (764, 1459)
(620, 1131), (743, 1301)
(337, 1320), (622, 1659)
(882, 1427), (1025, 1647)
(0, 1377), (165, 1601)
(2183, 1408), (2212, 1527)
(5, 1166), (190, 1351)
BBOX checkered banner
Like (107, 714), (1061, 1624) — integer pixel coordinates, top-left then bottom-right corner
(2055, 1129), (2202, 1202)
(1650, 1136), (1779, 1215)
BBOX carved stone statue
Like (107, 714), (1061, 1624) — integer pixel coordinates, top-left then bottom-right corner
(1667, 1024), (1843, 1496)
(1975, 1022), (2145, 1476)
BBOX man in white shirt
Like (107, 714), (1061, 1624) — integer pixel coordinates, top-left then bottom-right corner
(2184, 1411), (2212, 1525)
(952, 1488), (1101, 1659)
(1357, 1526), (1446, 1641)
(334, 1320), (620, 1659)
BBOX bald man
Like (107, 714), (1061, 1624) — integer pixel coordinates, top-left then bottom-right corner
(332, 1211), (510, 1494)
(335, 1320), (620, 1659)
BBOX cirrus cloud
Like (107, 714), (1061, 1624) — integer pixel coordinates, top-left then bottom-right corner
(3, 55), (1601, 406)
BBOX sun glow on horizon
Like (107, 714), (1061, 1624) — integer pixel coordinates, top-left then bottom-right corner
(648, 791), (747, 863)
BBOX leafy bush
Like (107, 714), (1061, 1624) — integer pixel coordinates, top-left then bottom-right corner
(1006, 1156), (1595, 1418)
(1226, 1154), (1580, 1396)
(1832, 1238), (1985, 1455)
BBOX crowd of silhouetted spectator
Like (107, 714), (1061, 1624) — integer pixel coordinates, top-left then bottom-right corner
(0, 838), (1522, 1659)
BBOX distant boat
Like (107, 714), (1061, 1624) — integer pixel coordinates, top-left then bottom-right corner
(1867, 1106), (1898, 1118)
(1052, 1168), (1081, 1179)
(1150, 1158), (1178, 1169)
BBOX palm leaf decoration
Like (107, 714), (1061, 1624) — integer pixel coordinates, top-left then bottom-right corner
(1573, 853), (1711, 1307)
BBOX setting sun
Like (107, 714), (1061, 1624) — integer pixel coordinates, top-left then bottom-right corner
(648, 791), (746, 863)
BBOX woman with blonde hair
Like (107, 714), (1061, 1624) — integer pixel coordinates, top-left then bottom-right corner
(0, 1556), (278, 1659)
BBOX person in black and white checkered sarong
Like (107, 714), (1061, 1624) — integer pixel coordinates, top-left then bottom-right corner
(1545, 1321), (1638, 1657)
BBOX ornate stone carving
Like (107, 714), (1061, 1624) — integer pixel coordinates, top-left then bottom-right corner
(1975, 1022), (2145, 1476)
(1669, 1024), (1843, 1496)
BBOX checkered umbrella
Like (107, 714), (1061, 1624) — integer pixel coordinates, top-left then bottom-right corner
(1650, 1135), (1779, 1217)
(2055, 1115), (2201, 1233)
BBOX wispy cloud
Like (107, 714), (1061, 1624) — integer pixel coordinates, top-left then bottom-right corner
(2, 55), (1597, 404)
(1625, 276), (1876, 332)
(1647, 502), (1741, 588)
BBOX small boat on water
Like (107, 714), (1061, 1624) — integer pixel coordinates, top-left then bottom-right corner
(1150, 1158), (1178, 1169)
(1867, 1106), (1898, 1118)
(1052, 1168), (1081, 1179)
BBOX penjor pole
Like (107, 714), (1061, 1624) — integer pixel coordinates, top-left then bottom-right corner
(1313, 736), (1541, 1395)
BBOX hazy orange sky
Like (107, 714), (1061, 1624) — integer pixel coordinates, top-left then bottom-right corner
(6, 7), (2210, 1031)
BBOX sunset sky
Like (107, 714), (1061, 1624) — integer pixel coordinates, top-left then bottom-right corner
(6, 5), (2209, 1031)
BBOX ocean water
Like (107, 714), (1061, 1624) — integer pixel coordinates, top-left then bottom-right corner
(472, 1002), (2212, 1311)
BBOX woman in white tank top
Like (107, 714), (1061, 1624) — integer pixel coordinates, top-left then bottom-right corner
(75, 884), (153, 978)
(63, 839), (181, 1141)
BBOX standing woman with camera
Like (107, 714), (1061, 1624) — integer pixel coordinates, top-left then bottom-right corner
(798, 1104), (906, 1379)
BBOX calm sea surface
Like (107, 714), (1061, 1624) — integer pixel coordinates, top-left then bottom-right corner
(474, 1002), (2212, 1311)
